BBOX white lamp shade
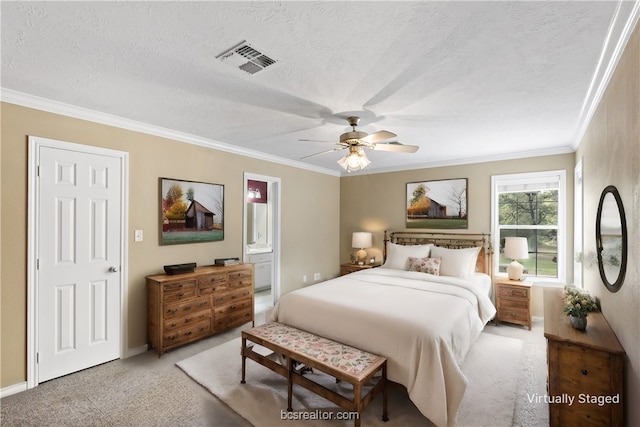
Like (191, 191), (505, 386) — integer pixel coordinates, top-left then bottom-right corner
(352, 232), (372, 249)
(504, 237), (529, 260)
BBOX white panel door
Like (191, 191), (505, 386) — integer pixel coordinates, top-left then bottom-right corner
(37, 146), (122, 382)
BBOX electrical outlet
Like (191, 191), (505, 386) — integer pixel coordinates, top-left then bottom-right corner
(134, 229), (143, 242)
(313, 272), (321, 281)
(303, 275), (308, 283)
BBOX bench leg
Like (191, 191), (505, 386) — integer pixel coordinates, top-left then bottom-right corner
(241, 336), (247, 384)
(287, 356), (294, 412)
(354, 381), (362, 427)
(382, 363), (389, 422)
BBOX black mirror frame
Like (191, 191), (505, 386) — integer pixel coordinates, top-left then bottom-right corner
(595, 185), (627, 292)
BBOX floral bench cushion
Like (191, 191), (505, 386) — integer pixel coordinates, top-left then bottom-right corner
(248, 322), (380, 376)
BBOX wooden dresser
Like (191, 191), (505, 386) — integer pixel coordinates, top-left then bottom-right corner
(147, 264), (254, 355)
(495, 279), (532, 330)
(544, 287), (625, 426)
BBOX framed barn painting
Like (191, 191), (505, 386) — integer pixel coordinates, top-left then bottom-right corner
(406, 178), (468, 229)
(160, 178), (224, 245)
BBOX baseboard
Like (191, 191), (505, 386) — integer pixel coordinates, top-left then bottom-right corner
(126, 344), (149, 358)
(1, 381), (27, 398)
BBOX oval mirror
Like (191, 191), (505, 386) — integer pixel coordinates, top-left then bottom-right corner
(595, 185), (627, 292)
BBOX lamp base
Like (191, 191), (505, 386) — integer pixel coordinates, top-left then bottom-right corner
(507, 260), (524, 281)
(355, 249), (368, 264)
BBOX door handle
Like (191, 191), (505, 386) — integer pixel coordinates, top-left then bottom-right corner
(109, 266), (120, 273)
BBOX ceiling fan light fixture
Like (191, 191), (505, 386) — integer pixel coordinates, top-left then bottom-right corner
(300, 116), (418, 171)
(337, 147), (371, 172)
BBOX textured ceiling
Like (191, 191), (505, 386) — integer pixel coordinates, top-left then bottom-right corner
(1, 1), (637, 175)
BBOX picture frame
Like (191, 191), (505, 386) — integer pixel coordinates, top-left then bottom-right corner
(160, 177), (224, 245)
(406, 178), (468, 229)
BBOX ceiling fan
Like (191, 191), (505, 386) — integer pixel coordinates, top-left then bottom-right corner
(299, 116), (419, 172)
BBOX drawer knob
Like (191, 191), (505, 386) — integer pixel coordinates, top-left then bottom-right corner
(581, 369), (588, 376)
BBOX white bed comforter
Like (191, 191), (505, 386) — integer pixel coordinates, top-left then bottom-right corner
(271, 268), (496, 427)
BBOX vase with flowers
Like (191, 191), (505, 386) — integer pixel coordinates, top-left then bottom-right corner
(562, 286), (598, 330)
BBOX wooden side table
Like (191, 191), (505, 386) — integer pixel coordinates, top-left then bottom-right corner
(495, 278), (532, 330)
(340, 262), (381, 276)
(544, 287), (624, 426)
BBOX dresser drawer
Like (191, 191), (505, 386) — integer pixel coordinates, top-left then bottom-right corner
(162, 280), (197, 302)
(199, 282), (228, 296)
(214, 288), (252, 306)
(163, 309), (211, 331)
(214, 299), (253, 317)
(555, 342), (613, 395)
(498, 307), (529, 324)
(198, 273), (227, 294)
(498, 285), (529, 299)
(214, 308), (253, 330)
(163, 296), (212, 319)
(499, 297), (529, 310)
(163, 319), (212, 347)
(228, 269), (252, 288)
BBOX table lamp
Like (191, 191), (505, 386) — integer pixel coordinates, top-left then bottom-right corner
(504, 237), (529, 280)
(352, 232), (372, 265)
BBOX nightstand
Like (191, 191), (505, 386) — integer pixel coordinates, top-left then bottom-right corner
(340, 262), (381, 276)
(495, 278), (532, 330)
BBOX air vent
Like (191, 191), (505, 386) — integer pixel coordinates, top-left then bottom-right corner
(217, 40), (277, 75)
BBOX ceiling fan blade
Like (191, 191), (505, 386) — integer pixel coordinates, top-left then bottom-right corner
(298, 138), (342, 144)
(373, 142), (419, 153)
(360, 130), (397, 144)
(300, 147), (347, 159)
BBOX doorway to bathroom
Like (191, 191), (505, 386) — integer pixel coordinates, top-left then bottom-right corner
(243, 173), (281, 314)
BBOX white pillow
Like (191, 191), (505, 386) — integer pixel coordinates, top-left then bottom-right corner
(383, 242), (433, 270)
(430, 246), (481, 279)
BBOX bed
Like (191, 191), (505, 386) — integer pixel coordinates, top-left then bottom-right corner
(271, 231), (497, 427)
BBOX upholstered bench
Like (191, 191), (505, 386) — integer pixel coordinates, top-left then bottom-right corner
(241, 322), (388, 427)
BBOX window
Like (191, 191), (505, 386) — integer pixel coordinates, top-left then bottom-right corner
(491, 170), (566, 282)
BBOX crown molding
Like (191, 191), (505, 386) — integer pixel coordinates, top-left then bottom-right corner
(572, 0), (640, 149)
(0, 88), (341, 177)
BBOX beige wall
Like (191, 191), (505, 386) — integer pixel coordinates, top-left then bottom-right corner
(339, 154), (575, 287)
(576, 23), (639, 426)
(0, 103), (340, 388)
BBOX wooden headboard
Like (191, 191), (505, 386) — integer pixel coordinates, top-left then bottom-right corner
(383, 231), (493, 278)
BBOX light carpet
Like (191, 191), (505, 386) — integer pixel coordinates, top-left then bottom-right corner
(177, 332), (522, 427)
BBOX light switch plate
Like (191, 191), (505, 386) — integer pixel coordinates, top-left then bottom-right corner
(134, 229), (143, 242)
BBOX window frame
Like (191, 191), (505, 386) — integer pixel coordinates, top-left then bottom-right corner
(491, 170), (566, 283)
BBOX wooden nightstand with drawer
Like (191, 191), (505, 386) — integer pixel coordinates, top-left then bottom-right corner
(340, 262), (381, 276)
(495, 279), (532, 330)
